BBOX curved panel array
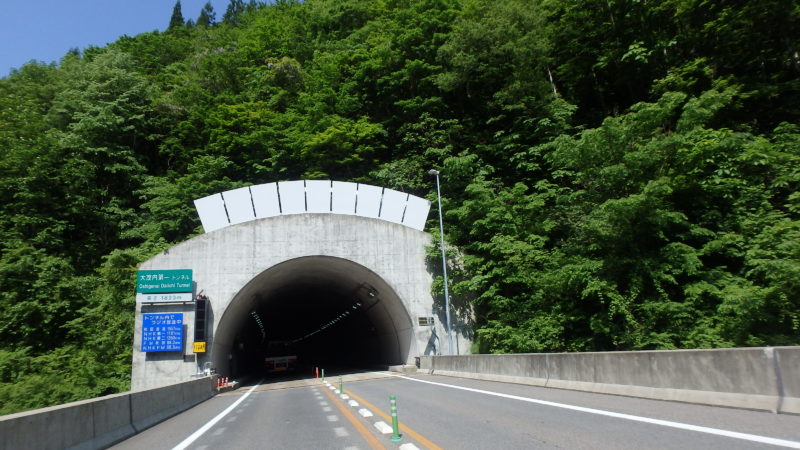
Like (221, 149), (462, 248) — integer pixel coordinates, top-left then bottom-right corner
(194, 180), (432, 233)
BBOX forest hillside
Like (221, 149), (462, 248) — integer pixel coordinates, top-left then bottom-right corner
(1, 0), (798, 414)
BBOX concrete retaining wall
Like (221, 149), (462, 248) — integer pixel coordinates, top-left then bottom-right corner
(0, 377), (216, 450)
(419, 346), (800, 414)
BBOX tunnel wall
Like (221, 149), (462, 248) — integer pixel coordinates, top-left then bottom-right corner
(132, 213), (453, 390)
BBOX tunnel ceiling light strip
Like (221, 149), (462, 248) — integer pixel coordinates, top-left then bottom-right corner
(250, 311), (266, 343)
(193, 180), (432, 233)
(290, 301), (362, 344)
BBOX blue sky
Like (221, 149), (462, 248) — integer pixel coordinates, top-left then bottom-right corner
(1, 1), (232, 78)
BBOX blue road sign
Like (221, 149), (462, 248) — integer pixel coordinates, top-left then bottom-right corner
(141, 313), (184, 352)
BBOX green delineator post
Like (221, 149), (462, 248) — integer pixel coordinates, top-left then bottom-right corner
(321, 368), (325, 382)
(390, 395), (402, 442)
(338, 375), (343, 394)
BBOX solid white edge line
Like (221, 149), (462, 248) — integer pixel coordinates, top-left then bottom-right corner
(390, 374), (800, 449)
(172, 381), (262, 450)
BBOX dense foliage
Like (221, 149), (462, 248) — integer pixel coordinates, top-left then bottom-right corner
(1, 0), (798, 414)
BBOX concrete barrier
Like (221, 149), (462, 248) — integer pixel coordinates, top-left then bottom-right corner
(0, 377), (216, 450)
(419, 346), (800, 414)
(776, 347), (800, 414)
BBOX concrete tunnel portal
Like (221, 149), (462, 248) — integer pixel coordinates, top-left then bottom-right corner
(216, 256), (412, 378)
(131, 180), (468, 390)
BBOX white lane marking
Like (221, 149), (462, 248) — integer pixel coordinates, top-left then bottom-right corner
(348, 400), (359, 407)
(344, 447), (360, 450)
(340, 394), (350, 399)
(322, 406), (332, 412)
(171, 381), (262, 450)
(327, 415), (339, 422)
(373, 421), (393, 434)
(395, 375), (800, 449)
(319, 401), (329, 406)
(334, 426), (350, 437)
(358, 408), (373, 418)
(399, 444), (420, 450)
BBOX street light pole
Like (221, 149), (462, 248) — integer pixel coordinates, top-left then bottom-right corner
(428, 169), (455, 355)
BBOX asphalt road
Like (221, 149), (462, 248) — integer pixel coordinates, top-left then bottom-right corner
(112, 372), (800, 449)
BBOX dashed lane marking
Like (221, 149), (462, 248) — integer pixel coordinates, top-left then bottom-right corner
(345, 389), (443, 450)
(321, 383), (385, 450)
(373, 421), (393, 434)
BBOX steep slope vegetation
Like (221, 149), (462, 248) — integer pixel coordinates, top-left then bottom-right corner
(1, 0), (798, 414)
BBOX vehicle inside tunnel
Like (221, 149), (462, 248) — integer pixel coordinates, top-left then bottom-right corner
(210, 256), (414, 380)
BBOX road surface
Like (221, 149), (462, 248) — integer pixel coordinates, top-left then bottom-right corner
(112, 371), (800, 449)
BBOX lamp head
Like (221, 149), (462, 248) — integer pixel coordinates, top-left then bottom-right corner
(428, 169), (439, 176)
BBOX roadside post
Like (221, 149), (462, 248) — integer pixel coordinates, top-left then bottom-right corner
(390, 395), (402, 442)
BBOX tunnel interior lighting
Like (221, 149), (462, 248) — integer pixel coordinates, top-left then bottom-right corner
(250, 311), (266, 343)
(290, 300), (363, 343)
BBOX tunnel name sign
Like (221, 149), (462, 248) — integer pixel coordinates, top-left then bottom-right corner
(136, 269), (193, 303)
(141, 313), (183, 352)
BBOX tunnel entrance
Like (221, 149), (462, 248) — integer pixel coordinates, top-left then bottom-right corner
(212, 256), (413, 379)
(132, 205), (445, 391)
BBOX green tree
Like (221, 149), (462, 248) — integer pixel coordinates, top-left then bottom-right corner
(169, 0), (185, 30)
(223, 0), (246, 25)
(198, 1), (216, 27)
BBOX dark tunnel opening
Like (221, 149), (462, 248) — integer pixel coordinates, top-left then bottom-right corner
(211, 256), (413, 380)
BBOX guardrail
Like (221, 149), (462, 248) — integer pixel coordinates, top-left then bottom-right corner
(419, 346), (799, 414)
(0, 377), (216, 450)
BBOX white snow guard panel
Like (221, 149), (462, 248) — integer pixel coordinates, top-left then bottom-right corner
(194, 180), (432, 233)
